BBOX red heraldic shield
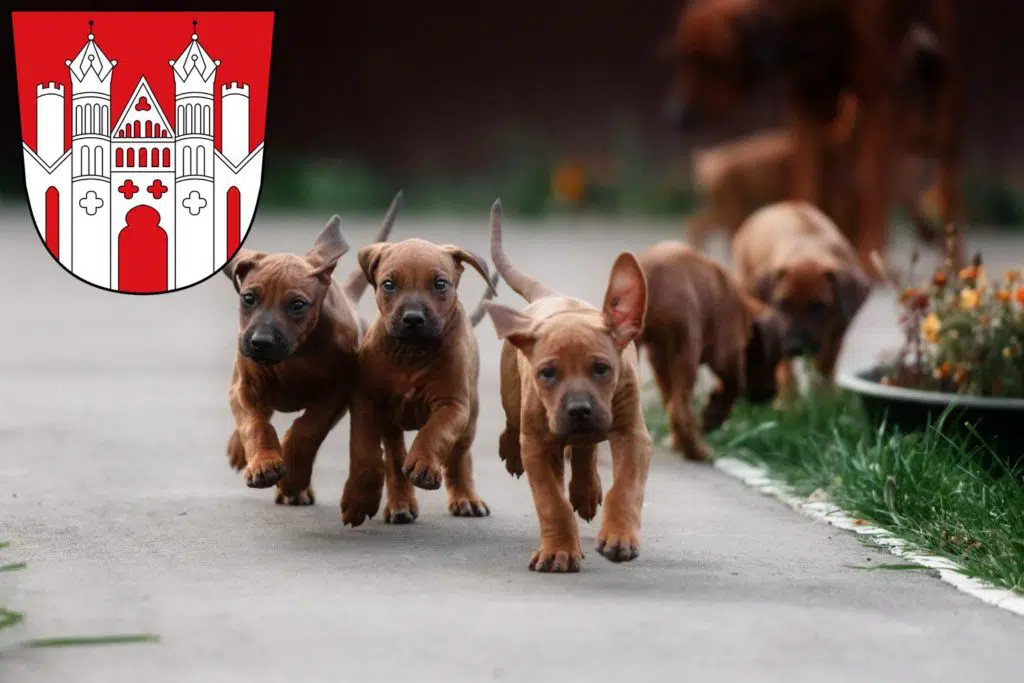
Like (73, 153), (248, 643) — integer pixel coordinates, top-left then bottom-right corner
(12, 11), (274, 294)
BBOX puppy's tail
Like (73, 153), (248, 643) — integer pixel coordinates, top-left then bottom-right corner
(342, 190), (403, 301)
(489, 199), (555, 303)
(466, 269), (500, 327)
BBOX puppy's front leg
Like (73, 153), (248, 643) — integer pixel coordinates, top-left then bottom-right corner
(341, 392), (385, 527)
(276, 397), (347, 506)
(403, 399), (469, 491)
(703, 352), (741, 433)
(522, 433), (581, 573)
(596, 422), (652, 564)
(568, 444), (602, 523)
(382, 425), (418, 524)
(230, 391), (285, 489)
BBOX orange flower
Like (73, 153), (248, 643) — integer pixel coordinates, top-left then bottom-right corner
(1006, 271), (1020, 284)
(1017, 286), (1024, 304)
(921, 313), (941, 343)
(933, 270), (948, 287)
(997, 290), (1011, 303)
(934, 362), (953, 380)
(551, 164), (586, 204)
(959, 266), (978, 281)
(959, 288), (980, 310)
(953, 367), (969, 385)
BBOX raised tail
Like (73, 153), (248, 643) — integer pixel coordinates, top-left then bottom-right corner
(467, 268), (500, 327)
(488, 199), (555, 303)
(342, 190), (403, 302)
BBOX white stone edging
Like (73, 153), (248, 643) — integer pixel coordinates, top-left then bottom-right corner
(713, 455), (1024, 617)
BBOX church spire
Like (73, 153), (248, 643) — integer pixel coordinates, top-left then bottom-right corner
(169, 19), (220, 83)
(65, 18), (117, 83)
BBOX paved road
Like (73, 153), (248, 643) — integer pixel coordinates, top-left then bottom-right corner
(2, 205), (1023, 682)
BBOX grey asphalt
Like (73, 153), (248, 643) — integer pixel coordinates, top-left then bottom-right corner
(2, 205), (1023, 682)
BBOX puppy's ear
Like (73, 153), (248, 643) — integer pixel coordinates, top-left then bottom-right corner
(753, 269), (783, 303)
(601, 252), (648, 351)
(443, 246), (498, 296)
(357, 243), (391, 288)
(828, 268), (872, 326)
(222, 249), (266, 293)
(749, 310), (784, 366)
(483, 301), (537, 355)
(306, 215), (350, 280)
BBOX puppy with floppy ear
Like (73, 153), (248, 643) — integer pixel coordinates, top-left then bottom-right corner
(733, 200), (872, 400)
(222, 191), (401, 506)
(339, 231), (499, 528)
(485, 200), (654, 573)
(635, 241), (786, 461)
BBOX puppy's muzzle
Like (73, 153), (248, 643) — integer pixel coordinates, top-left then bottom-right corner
(783, 332), (820, 357)
(390, 302), (441, 341)
(555, 392), (610, 439)
(241, 324), (291, 365)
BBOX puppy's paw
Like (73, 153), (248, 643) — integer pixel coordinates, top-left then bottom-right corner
(275, 486), (315, 506)
(700, 405), (729, 433)
(384, 496), (420, 525)
(227, 431), (246, 471)
(244, 454), (286, 489)
(568, 476), (602, 522)
(499, 428), (524, 478)
(596, 525), (640, 563)
(684, 441), (712, 462)
(448, 494), (490, 518)
(529, 544), (583, 573)
(402, 456), (443, 490)
(340, 477), (383, 528)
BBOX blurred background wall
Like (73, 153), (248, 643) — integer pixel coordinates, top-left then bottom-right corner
(2, 0), (1023, 221)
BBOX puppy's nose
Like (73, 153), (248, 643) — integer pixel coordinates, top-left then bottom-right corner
(249, 329), (276, 351)
(402, 309), (426, 328)
(566, 397), (593, 422)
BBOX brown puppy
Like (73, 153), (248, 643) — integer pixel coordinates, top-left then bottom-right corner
(636, 241), (786, 461)
(340, 234), (498, 527)
(732, 200), (872, 400)
(483, 200), (653, 573)
(223, 192), (402, 506)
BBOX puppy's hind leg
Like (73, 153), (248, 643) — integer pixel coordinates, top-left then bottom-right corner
(667, 352), (711, 462)
(382, 426), (418, 524)
(276, 398), (346, 506)
(702, 351), (742, 434)
(443, 402), (489, 518)
(227, 429), (246, 471)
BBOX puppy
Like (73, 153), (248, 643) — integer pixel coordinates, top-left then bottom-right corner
(483, 200), (654, 573)
(732, 200), (872, 400)
(223, 192), (402, 506)
(340, 234), (498, 527)
(636, 241), (786, 461)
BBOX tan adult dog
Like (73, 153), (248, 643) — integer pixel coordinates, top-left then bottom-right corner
(339, 231), (499, 528)
(637, 241), (786, 461)
(732, 200), (872, 399)
(223, 192), (402, 506)
(483, 200), (653, 573)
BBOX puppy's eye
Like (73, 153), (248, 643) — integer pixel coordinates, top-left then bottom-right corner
(381, 279), (396, 293)
(537, 366), (558, 385)
(288, 299), (309, 316)
(241, 292), (257, 307)
(433, 278), (450, 292)
(592, 361), (612, 378)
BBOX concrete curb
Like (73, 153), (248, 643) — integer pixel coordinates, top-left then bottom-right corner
(712, 455), (1024, 618)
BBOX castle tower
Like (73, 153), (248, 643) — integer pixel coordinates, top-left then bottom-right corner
(221, 82), (250, 166)
(35, 82), (65, 166)
(170, 20), (218, 287)
(66, 20), (116, 287)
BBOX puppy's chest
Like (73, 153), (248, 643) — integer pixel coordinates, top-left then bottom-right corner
(381, 382), (432, 431)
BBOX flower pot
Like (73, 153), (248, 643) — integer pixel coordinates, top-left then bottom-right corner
(837, 367), (1024, 474)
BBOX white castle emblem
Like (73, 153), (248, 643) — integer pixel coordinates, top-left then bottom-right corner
(22, 20), (264, 292)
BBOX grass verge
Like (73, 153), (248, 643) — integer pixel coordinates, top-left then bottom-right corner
(0, 541), (159, 651)
(644, 391), (1024, 595)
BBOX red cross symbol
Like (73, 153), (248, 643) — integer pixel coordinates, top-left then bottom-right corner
(147, 179), (168, 199)
(118, 179), (139, 199)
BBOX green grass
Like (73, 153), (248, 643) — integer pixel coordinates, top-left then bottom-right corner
(0, 541), (159, 651)
(644, 392), (1024, 595)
